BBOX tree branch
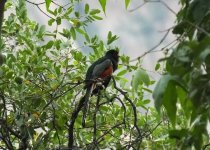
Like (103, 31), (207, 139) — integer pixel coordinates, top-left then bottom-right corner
(130, 29), (170, 62)
(129, 0), (176, 15)
(111, 76), (141, 139)
(25, 0), (54, 19)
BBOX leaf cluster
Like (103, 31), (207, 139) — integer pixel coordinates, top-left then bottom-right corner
(0, 0), (166, 149)
(154, 0), (210, 149)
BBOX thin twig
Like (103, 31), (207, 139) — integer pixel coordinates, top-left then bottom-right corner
(41, 82), (83, 112)
(130, 29), (170, 62)
(26, 0), (54, 19)
(129, 2), (147, 12)
(129, 0), (176, 15)
(25, 0), (45, 5)
(96, 122), (124, 143)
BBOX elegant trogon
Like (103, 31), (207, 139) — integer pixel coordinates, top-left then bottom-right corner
(82, 50), (119, 126)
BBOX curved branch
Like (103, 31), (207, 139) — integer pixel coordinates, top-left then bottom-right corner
(111, 76), (141, 138)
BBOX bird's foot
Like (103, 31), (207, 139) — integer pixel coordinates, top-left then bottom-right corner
(96, 78), (104, 87)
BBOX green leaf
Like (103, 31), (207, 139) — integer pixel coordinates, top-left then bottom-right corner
(98, 0), (107, 14)
(92, 15), (103, 20)
(48, 18), (55, 26)
(63, 6), (73, 18)
(153, 75), (174, 111)
(39, 25), (46, 34)
(155, 63), (160, 71)
(56, 17), (61, 25)
(55, 66), (60, 75)
(19, 35), (34, 50)
(163, 81), (177, 126)
(90, 9), (100, 15)
(117, 70), (127, 76)
(199, 46), (210, 61)
(75, 11), (80, 18)
(169, 129), (188, 139)
(85, 4), (89, 14)
(132, 69), (150, 91)
(177, 87), (192, 119)
(45, 41), (54, 49)
(172, 21), (188, 35)
(125, 0), (131, 9)
(107, 35), (119, 45)
(70, 27), (76, 40)
(142, 87), (152, 93)
(58, 6), (62, 13)
(190, 0), (210, 23)
(45, 0), (52, 9)
(37, 25), (46, 38)
(74, 51), (83, 61)
(107, 31), (119, 45)
(76, 28), (86, 35)
(143, 99), (151, 104)
(15, 77), (23, 85)
(84, 34), (90, 43)
(6, 71), (13, 78)
(0, 53), (6, 66)
(0, 68), (3, 77)
(107, 31), (112, 40)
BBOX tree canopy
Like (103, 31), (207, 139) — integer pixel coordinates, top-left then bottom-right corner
(0, 0), (210, 150)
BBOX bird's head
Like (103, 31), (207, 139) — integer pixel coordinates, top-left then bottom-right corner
(105, 49), (119, 70)
(105, 49), (119, 61)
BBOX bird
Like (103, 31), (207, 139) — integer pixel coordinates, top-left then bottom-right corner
(82, 49), (119, 126)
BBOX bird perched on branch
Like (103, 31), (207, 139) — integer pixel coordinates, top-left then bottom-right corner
(82, 49), (119, 126)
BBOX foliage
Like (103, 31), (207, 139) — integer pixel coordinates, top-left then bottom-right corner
(0, 0), (170, 149)
(1, 0), (210, 149)
(153, 0), (210, 149)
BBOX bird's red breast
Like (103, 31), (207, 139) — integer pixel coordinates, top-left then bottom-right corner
(99, 65), (113, 78)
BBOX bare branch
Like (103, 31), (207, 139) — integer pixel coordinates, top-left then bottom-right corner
(26, 0), (54, 19)
(130, 29), (170, 62)
(25, 0), (45, 5)
(129, 0), (176, 15)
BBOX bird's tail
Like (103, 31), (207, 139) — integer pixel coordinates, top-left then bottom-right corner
(82, 84), (94, 127)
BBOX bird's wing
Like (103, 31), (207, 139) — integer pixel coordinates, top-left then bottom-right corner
(91, 59), (113, 79)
